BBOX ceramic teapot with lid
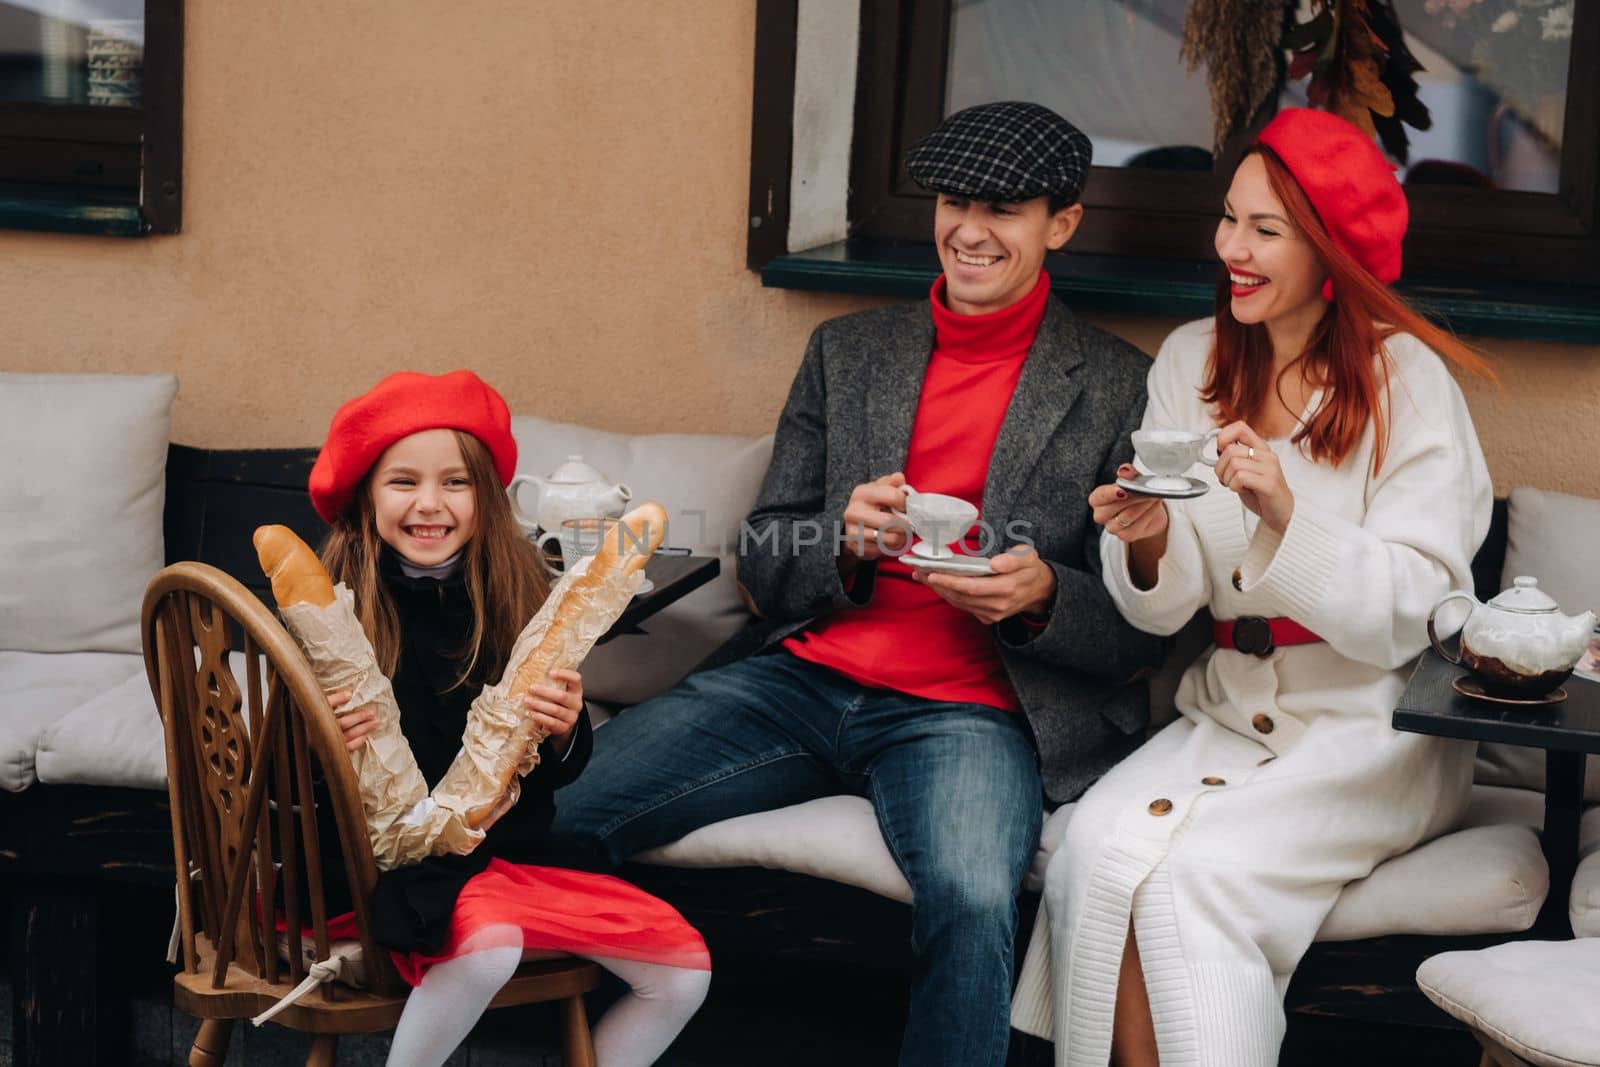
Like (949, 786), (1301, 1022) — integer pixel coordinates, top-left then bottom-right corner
(1427, 576), (1595, 697)
(508, 455), (632, 535)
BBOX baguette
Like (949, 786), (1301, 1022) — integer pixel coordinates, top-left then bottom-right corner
(253, 502), (666, 864)
(454, 501), (666, 826)
(252, 525), (462, 868)
(253, 525), (335, 608)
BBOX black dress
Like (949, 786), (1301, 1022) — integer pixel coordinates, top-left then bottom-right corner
(328, 551), (594, 954)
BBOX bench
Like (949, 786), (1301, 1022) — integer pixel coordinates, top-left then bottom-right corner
(4, 371), (1596, 1066)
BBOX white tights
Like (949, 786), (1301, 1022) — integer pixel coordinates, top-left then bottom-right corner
(385, 925), (710, 1067)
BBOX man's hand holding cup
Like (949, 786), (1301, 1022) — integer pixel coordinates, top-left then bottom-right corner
(840, 472), (912, 570)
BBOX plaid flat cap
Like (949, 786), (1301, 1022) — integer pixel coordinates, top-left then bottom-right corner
(904, 101), (1093, 204)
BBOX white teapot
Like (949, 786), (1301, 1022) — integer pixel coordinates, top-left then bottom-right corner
(508, 455), (632, 536)
(1427, 576), (1596, 698)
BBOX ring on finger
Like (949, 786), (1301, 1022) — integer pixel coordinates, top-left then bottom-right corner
(1247, 445), (1256, 459)
(1116, 514), (1134, 529)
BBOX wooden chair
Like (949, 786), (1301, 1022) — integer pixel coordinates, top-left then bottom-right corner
(142, 561), (602, 1067)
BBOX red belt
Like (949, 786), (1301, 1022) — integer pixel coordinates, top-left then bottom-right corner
(1214, 616), (1322, 657)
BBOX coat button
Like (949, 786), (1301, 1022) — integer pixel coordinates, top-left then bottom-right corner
(1201, 776), (1226, 786)
(1148, 798), (1173, 816)
(1251, 713), (1275, 734)
(1258, 756), (1276, 766)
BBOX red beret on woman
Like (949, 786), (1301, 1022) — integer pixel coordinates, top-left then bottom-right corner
(1256, 107), (1408, 301)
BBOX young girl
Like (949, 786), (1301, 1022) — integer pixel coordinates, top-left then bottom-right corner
(307, 369), (710, 1067)
(1013, 109), (1495, 1065)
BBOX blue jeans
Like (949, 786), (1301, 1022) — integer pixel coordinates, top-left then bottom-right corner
(551, 652), (1043, 1067)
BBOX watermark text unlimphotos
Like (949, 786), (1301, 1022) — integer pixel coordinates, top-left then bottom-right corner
(562, 509), (1036, 558)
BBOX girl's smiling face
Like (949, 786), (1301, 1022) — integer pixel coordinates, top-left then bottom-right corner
(369, 428), (478, 566)
(1215, 153), (1328, 332)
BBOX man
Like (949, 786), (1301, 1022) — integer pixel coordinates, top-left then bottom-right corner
(553, 101), (1162, 1066)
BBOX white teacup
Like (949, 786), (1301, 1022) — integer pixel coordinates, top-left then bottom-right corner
(540, 516), (617, 572)
(1130, 429), (1221, 490)
(900, 487), (979, 559)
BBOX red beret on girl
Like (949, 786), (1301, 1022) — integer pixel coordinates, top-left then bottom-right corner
(1256, 108), (1408, 301)
(309, 370), (517, 522)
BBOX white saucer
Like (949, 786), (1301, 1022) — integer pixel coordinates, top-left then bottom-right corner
(902, 554), (997, 577)
(633, 578), (655, 597)
(910, 539), (956, 560)
(1116, 474), (1208, 500)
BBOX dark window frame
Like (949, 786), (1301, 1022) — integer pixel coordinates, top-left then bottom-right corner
(751, 0), (1600, 288)
(0, 0), (183, 235)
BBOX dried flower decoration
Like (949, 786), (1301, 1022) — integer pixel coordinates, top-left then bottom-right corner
(1181, 0), (1295, 152)
(1286, 0), (1432, 163)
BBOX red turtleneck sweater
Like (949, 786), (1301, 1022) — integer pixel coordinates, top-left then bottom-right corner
(782, 269), (1051, 711)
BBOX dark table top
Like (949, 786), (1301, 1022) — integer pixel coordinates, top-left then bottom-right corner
(1393, 647), (1600, 754)
(601, 553), (721, 639)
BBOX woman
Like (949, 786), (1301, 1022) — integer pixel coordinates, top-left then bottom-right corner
(1010, 108), (1495, 1066)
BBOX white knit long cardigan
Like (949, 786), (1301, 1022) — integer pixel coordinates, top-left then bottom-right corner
(1010, 318), (1492, 1066)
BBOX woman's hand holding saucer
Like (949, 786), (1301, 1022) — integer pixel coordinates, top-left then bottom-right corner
(1213, 422), (1294, 534)
(840, 471), (913, 565)
(1090, 466), (1170, 543)
(912, 545), (1055, 625)
(1091, 466), (1171, 591)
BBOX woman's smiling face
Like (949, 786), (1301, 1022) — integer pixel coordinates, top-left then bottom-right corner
(1215, 153), (1328, 331)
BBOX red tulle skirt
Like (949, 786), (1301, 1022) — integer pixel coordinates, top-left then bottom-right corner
(320, 859), (710, 986)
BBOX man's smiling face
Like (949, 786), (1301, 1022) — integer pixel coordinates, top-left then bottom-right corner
(933, 194), (1081, 315)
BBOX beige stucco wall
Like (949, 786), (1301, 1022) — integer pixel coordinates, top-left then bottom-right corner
(1, 3), (1595, 498)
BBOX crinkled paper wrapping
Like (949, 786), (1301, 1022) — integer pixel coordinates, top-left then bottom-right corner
(280, 586), (482, 869)
(431, 554), (644, 827)
(279, 558), (644, 870)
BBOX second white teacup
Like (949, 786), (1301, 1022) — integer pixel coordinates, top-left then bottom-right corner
(1130, 429), (1221, 490)
(901, 487), (979, 559)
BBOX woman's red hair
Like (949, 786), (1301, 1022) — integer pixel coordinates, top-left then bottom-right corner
(1201, 145), (1494, 474)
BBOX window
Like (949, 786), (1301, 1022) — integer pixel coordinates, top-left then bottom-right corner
(755, 0), (1598, 289)
(0, 0), (182, 235)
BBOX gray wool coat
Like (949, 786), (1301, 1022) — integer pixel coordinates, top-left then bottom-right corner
(725, 295), (1166, 804)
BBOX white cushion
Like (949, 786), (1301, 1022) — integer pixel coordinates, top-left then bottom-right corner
(642, 798), (1072, 904)
(633, 784), (1547, 940)
(1568, 806), (1600, 937)
(1459, 783), (1546, 830)
(0, 650), (145, 791)
(1322, 785), (1547, 940)
(1502, 487), (1600, 616)
(1476, 744), (1600, 806)
(510, 415), (773, 705)
(1419, 940), (1600, 1067)
(1316, 823), (1548, 941)
(36, 668), (167, 790)
(1477, 487), (1600, 801)
(36, 650), (270, 792)
(635, 795), (915, 903)
(0, 372), (177, 654)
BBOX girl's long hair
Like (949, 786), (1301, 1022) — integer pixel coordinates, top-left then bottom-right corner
(318, 431), (550, 686)
(1201, 144), (1494, 474)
